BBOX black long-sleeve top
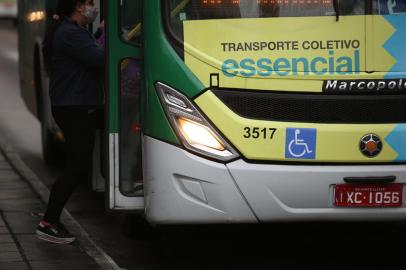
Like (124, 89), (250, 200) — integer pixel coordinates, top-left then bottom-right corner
(49, 18), (104, 107)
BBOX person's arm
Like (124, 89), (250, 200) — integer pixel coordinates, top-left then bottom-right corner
(61, 27), (104, 69)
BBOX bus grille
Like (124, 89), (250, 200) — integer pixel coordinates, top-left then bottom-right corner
(212, 89), (406, 124)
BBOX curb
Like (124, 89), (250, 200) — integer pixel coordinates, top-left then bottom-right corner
(0, 135), (122, 270)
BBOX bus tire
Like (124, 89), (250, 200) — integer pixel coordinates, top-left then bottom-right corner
(34, 48), (64, 165)
(39, 90), (65, 165)
(41, 115), (63, 165)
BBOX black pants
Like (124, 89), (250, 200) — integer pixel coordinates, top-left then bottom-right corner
(43, 107), (103, 224)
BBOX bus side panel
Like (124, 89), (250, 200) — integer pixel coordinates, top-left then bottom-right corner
(18, 0), (46, 118)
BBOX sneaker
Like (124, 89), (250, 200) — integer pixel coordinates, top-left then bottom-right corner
(36, 221), (76, 244)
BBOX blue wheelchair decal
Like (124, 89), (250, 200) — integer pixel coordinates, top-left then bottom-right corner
(285, 128), (317, 159)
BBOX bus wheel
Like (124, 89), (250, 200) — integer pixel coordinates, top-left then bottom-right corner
(41, 119), (64, 165)
(35, 49), (65, 165)
(38, 85), (65, 165)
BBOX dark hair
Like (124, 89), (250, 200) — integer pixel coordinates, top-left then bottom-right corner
(43, 0), (86, 73)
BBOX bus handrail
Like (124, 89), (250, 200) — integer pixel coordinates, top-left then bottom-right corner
(125, 0), (190, 41)
(170, 0), (190, 18)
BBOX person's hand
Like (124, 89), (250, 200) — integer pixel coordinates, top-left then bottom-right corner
(95, 20), (106, 48)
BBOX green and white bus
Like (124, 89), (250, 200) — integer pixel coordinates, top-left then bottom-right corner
(19, 0), (406, 223)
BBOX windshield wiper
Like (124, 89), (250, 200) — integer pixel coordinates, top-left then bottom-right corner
(333, 0), (340, 21)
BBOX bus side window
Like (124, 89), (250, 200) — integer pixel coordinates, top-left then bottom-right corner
(120, 0), (142, 46)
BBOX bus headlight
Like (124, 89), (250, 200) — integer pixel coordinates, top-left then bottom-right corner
(177, 118), (225, 151)
(155, 82), (239, 162)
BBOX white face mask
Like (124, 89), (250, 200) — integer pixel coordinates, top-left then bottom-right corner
(82, 5), (98, 23)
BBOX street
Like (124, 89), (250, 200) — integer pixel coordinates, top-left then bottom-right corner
(1, 20), (406, 270)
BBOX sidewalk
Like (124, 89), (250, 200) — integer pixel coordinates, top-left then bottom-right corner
(0, 150), (105, 269)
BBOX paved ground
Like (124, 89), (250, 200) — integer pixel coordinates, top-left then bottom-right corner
(0, 151), (102, 270)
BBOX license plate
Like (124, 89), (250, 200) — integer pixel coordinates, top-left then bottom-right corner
(334, 184), (403, 207)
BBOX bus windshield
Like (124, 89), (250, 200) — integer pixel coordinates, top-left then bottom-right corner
(166, 0), (365, 42)
(166, 0), (406, 43)
(167, 0), (366, 20)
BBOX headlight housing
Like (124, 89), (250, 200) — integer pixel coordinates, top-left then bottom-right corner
(155, 82), (239, 162)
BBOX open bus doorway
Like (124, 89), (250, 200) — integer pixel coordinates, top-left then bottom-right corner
(93, 0), (145, 210)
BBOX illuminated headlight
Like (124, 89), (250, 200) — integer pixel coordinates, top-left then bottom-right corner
(155, 82), (239, 162)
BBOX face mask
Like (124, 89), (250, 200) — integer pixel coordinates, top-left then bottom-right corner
(82, 5), (98, 23)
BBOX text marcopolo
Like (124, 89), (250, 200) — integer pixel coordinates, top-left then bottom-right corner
(323, 79), (406, 92)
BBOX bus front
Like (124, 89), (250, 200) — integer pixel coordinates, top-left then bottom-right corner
(141, 0), (406, 223)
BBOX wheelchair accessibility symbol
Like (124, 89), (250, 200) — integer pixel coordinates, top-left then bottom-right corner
(285, 128), (317, 159)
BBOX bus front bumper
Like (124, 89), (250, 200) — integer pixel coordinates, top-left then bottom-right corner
(143, 136), (406, 224)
